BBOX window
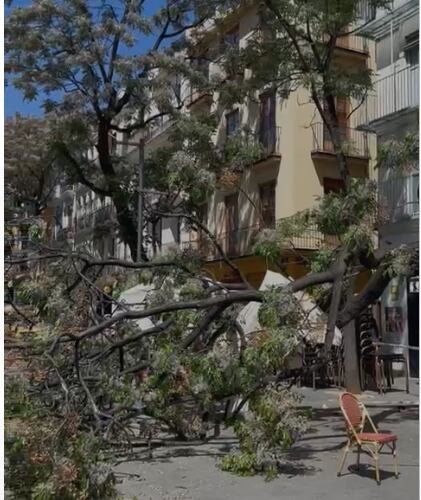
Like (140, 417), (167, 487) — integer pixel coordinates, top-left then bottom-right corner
(259, 181), (276, 228)
(259, 93), (276, 152)
(323, 177), (345, 194)
(404, 32), (419, 66)
(226, 109), (240, 137)
(376, 31), (400, 70)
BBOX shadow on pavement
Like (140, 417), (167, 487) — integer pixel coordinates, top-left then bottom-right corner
(342, 463), (398, 483)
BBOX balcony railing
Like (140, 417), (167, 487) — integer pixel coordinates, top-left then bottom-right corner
(255, 126), (282, 159)
(379, 173), (419, 222)
(75, 204), (115, 235)
(187, 85), (212, 107)
(311, 123), (369, 159)
(355, 65), (419, 126)
(175, 222), (340, 260)
(225, 126), (282, 164)
(335, 33), (369, 54)
(146, 115), (173, 141)
(355, 1), (376, 23)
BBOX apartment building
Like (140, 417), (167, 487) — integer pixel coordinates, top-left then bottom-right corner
(163, 2), (377, 288)
(51, 55), (189, 259)
(356, 0), (419, 375)
(52, 174), (130, 259)
(52, 2), (379, 291)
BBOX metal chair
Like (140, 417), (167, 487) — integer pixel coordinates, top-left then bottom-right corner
(338, 392), (399, 485)
(359, 316), (385, 393)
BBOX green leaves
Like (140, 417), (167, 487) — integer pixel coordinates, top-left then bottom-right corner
(219, 386), (308, 479)
(314, 178), (378, 250)
(383, 246), (414, 279)
(377, 133), (419, 174)
(254, 212), (312, 262)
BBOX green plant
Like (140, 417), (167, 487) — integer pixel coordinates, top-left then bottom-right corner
(219, 387), (308, 479)
(5, 375), (119, 500)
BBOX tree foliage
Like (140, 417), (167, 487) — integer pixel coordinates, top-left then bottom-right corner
(5, 0), (419, 492)
(5, 114), (60, 216)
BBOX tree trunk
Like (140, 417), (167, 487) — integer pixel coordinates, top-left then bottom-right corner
(112, 194), (138, 260)
(343, 320), (361, 394)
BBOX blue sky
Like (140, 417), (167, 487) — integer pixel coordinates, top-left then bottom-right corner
(5, 0), (166, 117)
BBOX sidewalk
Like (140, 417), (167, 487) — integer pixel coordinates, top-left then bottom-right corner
(115, 379), (419, 499)
(295, 378), (419, 411)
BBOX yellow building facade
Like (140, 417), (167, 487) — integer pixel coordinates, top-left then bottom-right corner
(182, 4), (377, 289)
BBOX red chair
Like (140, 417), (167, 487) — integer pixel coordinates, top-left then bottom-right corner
(338, 392), (398, 484)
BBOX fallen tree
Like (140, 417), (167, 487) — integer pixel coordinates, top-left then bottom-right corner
(4, 0), (419, 494)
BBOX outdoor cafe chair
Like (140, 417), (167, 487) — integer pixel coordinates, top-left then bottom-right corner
(338, 392), (399, 485)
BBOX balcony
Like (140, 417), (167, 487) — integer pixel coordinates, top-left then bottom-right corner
(146, 116), (173, 142)
(74, 204), (115, 241)
(177, 222), (340, 261)
(379, 173), (419, 223)
(355, 65), (419, 127)
(311, 123), (369, 160)
(254, 126), (282, 163)
(355, 1), (377, 23)
(223, 126), (282, 170)
(334, 33), (369, 55)
(186, 84), (213, 108)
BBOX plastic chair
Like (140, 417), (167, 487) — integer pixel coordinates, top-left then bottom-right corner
(338, 392), (398, 484)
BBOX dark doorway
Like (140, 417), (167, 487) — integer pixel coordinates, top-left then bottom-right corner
(407, 276), (419, 377)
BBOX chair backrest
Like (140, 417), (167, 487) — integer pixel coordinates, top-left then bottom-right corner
(360, 328), (376, 356)
(339, 392), (364, 433)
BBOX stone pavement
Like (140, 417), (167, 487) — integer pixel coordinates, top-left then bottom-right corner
(295, 377), (419, 410)
(115, 380), (419, 500)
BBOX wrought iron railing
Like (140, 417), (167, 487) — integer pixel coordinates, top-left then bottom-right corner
(355, 65), (419, 126)
(255, 126), (282, 158)
(75, 204), (115, 234)
(311, 122), (369, 158)
(165, 222), (340, 260)
(224, 126), (282, 162)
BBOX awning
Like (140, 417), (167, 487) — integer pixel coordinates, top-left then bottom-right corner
(237, 270), (342, 346)
(118, 283), (155, 330)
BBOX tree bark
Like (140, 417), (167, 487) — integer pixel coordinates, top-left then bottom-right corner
(343, 320), (361, 394)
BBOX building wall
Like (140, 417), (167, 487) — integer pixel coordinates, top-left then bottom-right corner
(196, 5), (376, 259)
(357, 0), (419, 365)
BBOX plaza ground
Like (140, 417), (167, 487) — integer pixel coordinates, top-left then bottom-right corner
(115, 379), (419, 500)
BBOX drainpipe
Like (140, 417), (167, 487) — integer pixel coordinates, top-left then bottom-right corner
(391, 2), (397, 113)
